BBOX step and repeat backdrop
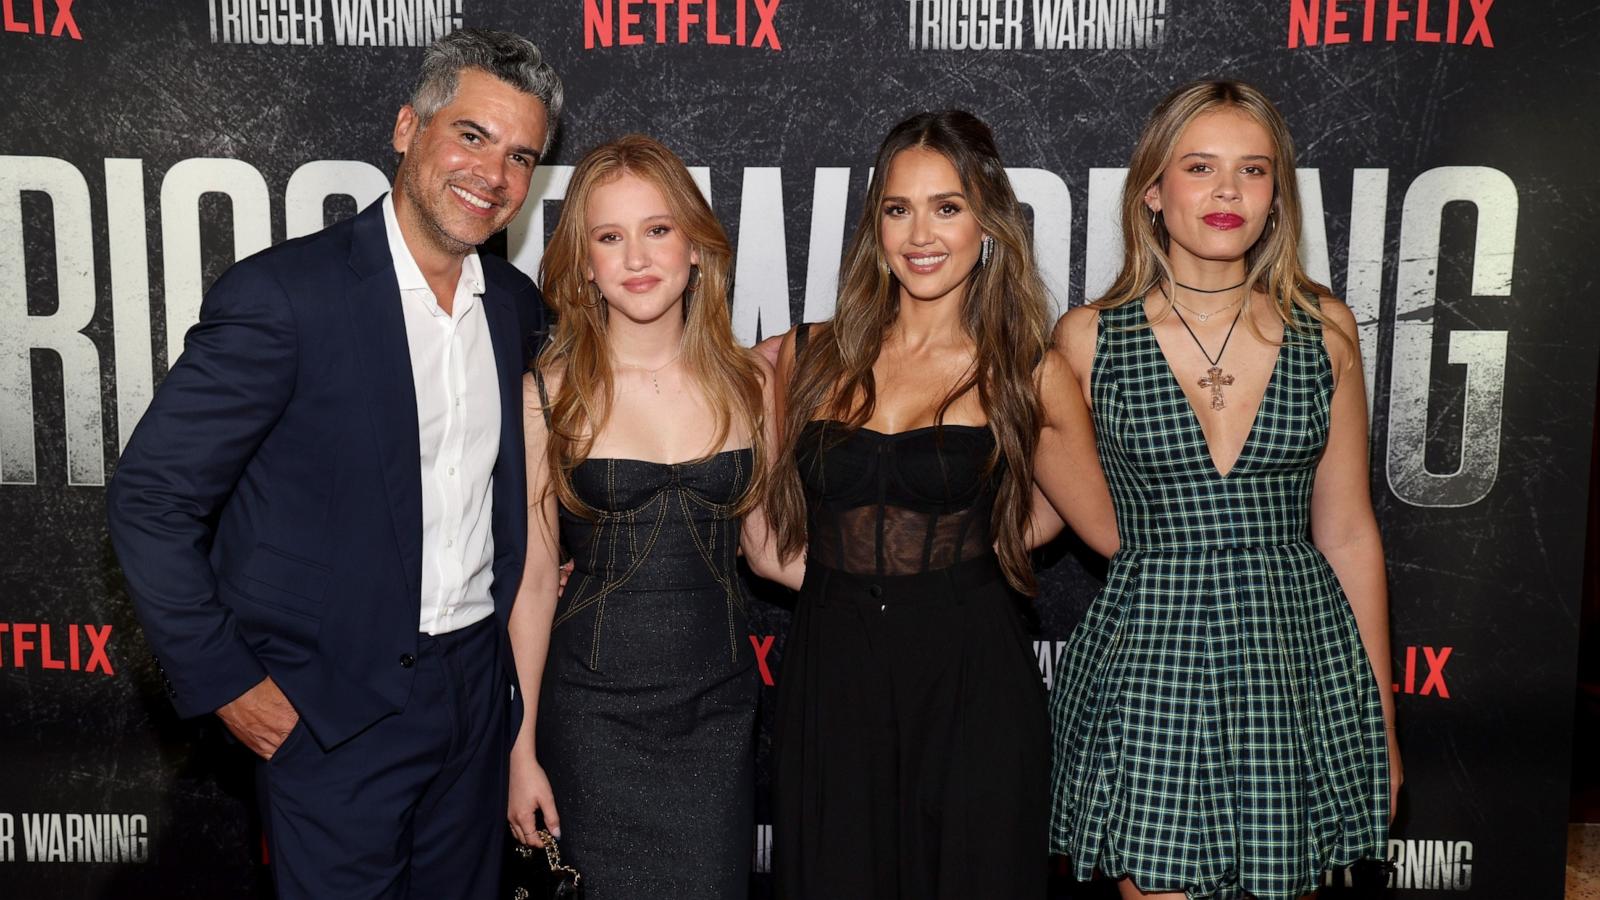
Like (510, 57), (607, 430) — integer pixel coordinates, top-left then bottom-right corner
(2, 1), (1597, 897)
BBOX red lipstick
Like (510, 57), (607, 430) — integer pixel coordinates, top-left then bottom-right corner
(1203, 213), (1245, 230)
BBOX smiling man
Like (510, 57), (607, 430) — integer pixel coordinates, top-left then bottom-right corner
(107, 30), (562, 899)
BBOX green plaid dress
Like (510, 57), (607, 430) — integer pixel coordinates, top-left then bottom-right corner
(1047, 301), (1388, 900)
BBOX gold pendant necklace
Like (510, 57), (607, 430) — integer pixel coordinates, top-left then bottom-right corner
(1170, 294), (1243, 324)
(1170, 277), (1247, 323)
(615, 344), (684, 395)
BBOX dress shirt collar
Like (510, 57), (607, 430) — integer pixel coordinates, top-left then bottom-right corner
(381, 192), (485, 305)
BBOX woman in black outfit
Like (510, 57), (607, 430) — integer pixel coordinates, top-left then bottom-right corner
(766, 111), (1115, 900)
(506, 135), (799, 899)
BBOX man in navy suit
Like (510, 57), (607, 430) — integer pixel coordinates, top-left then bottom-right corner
(107, 29), (562, 898)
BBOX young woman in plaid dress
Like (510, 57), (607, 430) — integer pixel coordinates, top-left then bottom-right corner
(1042, 81), (1401, 900)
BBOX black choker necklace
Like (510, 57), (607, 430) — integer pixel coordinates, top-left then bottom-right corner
(1175, 279), (1246, 294)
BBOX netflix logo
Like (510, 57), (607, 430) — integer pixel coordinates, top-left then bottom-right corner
(3, 0), (80, 39)
(1392, 645), (1450, 698)
(0, 623), (115, 675)
(584, 0), (782, 50)
(1287, 0), (1493, 48)
(750, 634), (777, 686)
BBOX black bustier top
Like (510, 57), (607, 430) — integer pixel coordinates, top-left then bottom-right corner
(795, 420), (1001, 577)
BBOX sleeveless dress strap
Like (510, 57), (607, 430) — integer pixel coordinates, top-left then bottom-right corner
(795, 322), (811, 357)
(532, 367), (553, 430)
(1291, 299), (1326, 341)
(1093, 301), (1141, 356)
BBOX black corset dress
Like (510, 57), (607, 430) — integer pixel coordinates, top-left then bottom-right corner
(771, 418), (1050, 900)
(538, 449), (758, 900)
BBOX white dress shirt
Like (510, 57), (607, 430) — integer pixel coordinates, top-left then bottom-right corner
(382, 194), (501, 635)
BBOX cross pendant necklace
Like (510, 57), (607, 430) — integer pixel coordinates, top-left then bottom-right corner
(1164, 284), (1245, 410)
(1198, 365), (1235, 410)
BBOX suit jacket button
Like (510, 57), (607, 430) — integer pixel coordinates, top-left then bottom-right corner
(398, 653), (416, 668)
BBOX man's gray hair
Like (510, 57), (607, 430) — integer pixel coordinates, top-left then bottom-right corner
(410, 28), (564, 155)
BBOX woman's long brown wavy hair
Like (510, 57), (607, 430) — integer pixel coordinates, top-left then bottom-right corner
(766, 111), (1053, 595)
(1097, 79), (1352, 353)
(537, 134), (767, 516)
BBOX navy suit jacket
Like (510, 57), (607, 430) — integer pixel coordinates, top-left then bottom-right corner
(108, 199), (543, 750)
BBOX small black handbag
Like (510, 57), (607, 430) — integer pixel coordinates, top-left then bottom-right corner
(505, 828), (582, 900)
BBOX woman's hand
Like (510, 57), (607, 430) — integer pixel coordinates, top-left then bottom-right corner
(754, 334), (784, 367)
(508, 735), (562, 847)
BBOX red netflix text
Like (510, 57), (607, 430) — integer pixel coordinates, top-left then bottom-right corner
(584, 0), (782, 50)
(3, 0), (79, 39)
(0, 623), (115, 675)
(750, 634), (776, 686)
(1287, 0), (1492, 48)
(1392, 645), (1450, 698)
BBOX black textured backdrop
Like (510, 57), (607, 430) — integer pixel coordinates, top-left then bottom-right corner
(1, 1), (1597, 897)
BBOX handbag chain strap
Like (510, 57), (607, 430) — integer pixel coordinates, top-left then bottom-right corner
(536, 829), (582, 884)
(512, 830), (583, 887)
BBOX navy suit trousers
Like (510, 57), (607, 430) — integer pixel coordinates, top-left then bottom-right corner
(257, 616), (508, 899)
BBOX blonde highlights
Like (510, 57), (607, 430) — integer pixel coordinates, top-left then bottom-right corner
(1099, 79), (1351, 351)
(537, 135), (767, 515)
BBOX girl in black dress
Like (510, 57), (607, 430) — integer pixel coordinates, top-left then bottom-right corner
(765, 111), (1115, 900)
(506, 135), (799, 899)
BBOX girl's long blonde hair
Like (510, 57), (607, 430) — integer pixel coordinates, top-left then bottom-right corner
(1099, 79), (1349, 352)
(538, 135), (767, 515)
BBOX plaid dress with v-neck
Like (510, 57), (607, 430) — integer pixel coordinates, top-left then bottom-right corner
(1047, 301), (1388, 900)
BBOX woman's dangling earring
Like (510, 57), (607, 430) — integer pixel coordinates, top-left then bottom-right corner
(979, 235), (994, 267)
(1149, 206), (1161, 228)
(583, 282), (605, 309)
